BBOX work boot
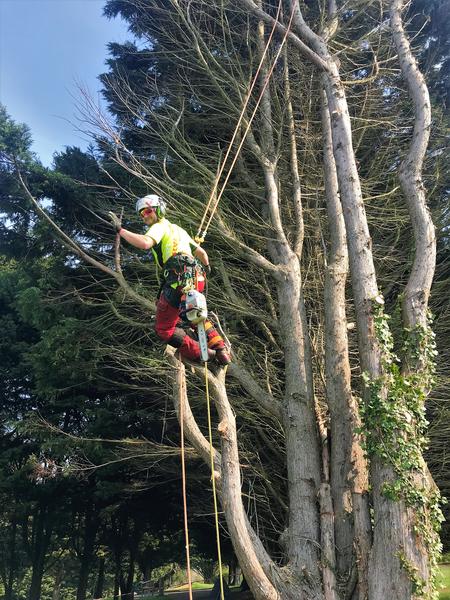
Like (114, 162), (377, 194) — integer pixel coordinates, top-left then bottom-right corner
(215, 348), (231, 366)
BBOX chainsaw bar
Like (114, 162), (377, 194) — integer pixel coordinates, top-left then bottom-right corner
(197, 321), (209, 363)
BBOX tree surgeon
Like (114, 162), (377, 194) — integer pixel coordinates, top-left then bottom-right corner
(109, 194), (231, 365)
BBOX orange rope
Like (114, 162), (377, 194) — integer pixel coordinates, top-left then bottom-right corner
(196, 0), (283, 241)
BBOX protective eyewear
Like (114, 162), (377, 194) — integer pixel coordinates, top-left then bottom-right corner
(140, 207), (156, 218)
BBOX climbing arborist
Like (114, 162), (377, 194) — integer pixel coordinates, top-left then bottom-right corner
(108, 194), (231, 366)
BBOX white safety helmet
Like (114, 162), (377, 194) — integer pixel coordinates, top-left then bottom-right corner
(135, 194), (167, 219)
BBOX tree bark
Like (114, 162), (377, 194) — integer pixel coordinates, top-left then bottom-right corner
(52, 567), (64, 600)
(253, 15), (322, 579)
(367, 3), (438, 599)
(203, 372), (281, 600)
(93, 556), (106, 599)
(391, 0), (435, 334)
(4, 517), (17, 600)
(27, 503), (53, 600)
(76, 505), (99, 600)
(321, 87), (371, 600)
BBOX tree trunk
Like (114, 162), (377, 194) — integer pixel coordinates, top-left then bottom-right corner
(28, 504), (53, 600)
(124, 546), (136, 600)
(368, 2), (438, 598)
(228, 553), (242, 587)
(277, 269), (322, 579)
(4, 517), (17, 600)
(76, 506), (98, 600)
(254, 15), (322, 580)
(93, 556), (106, 599)
(321, 86), (371, 600)
(113, 552), (121, 600)
(208, 372), (282, 600)
(52, 567), (64, 600)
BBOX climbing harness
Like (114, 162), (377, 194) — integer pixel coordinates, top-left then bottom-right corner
(163, 253), (205, 291)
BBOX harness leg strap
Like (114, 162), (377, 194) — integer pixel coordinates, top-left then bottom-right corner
(155, 294), (201, 361)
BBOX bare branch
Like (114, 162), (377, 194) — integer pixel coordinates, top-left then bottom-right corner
(240, 0), (329, 72)
(16, 165), (155, 313)
(227, 362), (282, 420)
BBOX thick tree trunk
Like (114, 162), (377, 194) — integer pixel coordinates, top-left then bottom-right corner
(93, 556), (106, 599)
(254, 16), (322, 577)
(322, 66), (381, 371)
(277, 268), (322, 580)
(76, 506), (98, 600)
(209, 373), (281, 600)
(321, 87), (371, 600)
(4, 517), (17, 600)
(28, 504), (53, 600)
(52, 567), (64, 600)
(368, 3), (438, 599)
(170, 357), (283, 599)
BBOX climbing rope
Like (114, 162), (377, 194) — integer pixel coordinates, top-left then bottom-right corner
(196, 3), (296, 243)
(179, 367), (194, 600)
(195, 0), (283, 243)
(179, 9), (297, 596)
(205, 362), (225, 600)
(177, 346), (226, 600)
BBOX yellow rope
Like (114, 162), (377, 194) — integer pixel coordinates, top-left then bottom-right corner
(195, 2), (296, 244)
(195, 0), (283, 243)
(179, 367), (194, 600)
(205, 362), (225, 600)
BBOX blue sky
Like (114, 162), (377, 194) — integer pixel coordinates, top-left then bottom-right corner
(0, 0), (130, 167)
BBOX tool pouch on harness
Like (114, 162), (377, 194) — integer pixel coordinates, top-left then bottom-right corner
(160, 254), (205, 308)
(164, 254), (204, 291)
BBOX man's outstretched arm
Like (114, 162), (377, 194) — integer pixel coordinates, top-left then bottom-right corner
(120, 228), (154, 250)
(108, 211), (154, 250)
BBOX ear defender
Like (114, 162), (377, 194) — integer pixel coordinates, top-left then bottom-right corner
(157, 200), (167, 218)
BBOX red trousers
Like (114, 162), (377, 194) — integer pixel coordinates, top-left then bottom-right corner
(155, 288), (225, 362)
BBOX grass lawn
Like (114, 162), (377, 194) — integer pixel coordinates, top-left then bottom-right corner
(137, 581), (214, 599)
(123, 568), (450, 600)
(440, 564), (450, 600)
(168, 582), (214, 591)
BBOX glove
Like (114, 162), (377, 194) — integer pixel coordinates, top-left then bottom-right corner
(108, 211), (122, 233)
(204, 264), (211, 276)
